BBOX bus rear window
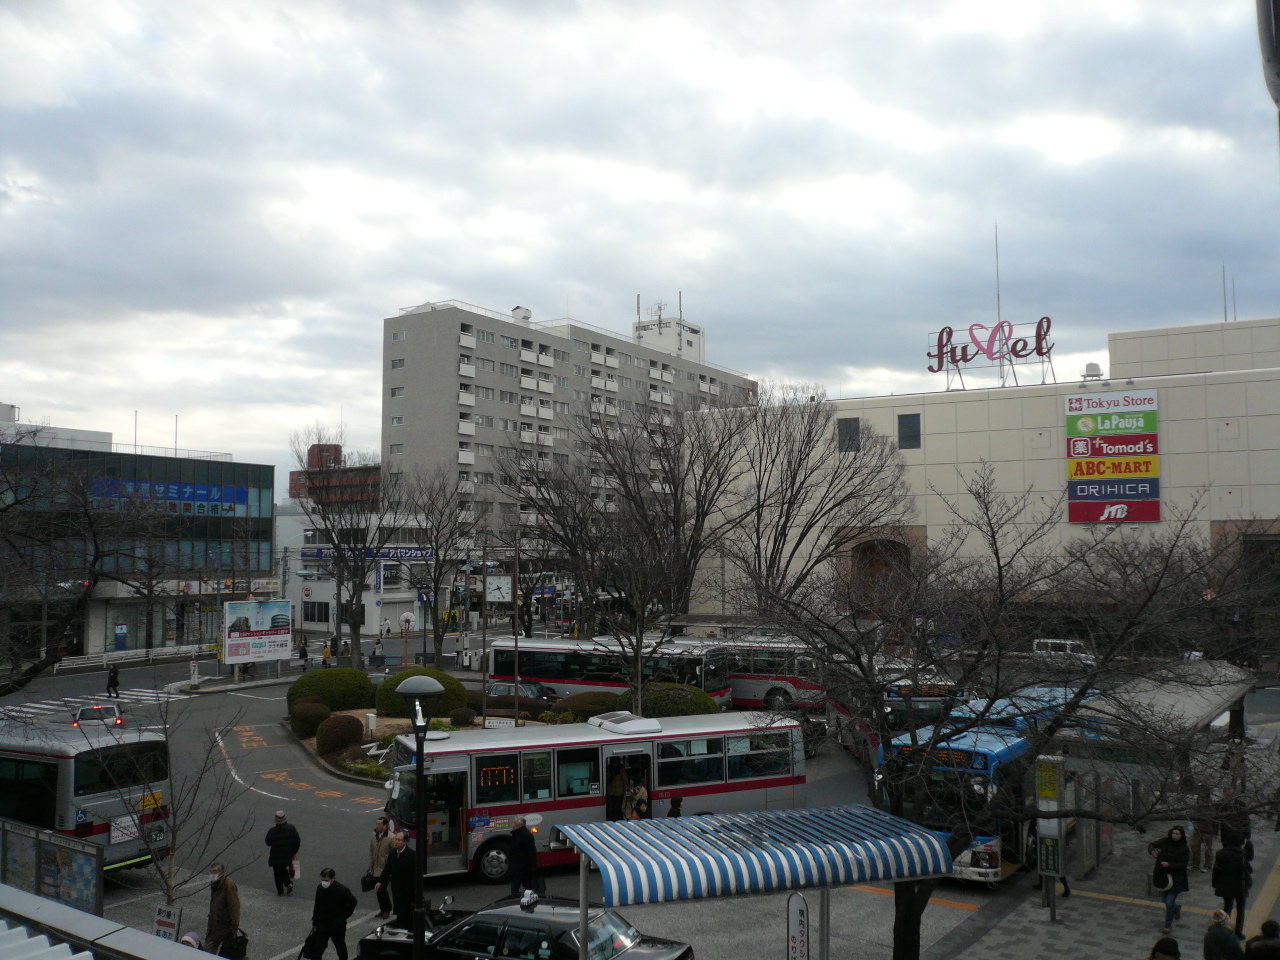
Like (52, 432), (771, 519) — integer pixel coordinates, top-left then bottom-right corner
(0, 757), (58, 828)
(74, 742), (169, 797)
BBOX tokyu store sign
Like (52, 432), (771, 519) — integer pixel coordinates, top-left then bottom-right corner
(1066, 391), (1160, 523)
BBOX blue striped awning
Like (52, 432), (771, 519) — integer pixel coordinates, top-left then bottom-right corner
(556, 804), (952, 906)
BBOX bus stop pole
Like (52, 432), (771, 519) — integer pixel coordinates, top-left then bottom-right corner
(819, 886), (830, 960)
(579, 854), (588, 960)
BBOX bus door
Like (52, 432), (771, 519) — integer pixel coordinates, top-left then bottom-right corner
(395, 769), (468, 877)
(602, 744), (652, 819)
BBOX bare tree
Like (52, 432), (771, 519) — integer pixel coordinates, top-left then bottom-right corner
(290, 424), (409, 669)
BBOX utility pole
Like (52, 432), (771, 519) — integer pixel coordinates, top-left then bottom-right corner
(480, 533), (490, 722)
(512, 534), (521, 723)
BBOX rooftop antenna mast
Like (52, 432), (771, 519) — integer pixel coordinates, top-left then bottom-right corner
(994, 222), (1018, 388)
(1222, 264), (1229, 323)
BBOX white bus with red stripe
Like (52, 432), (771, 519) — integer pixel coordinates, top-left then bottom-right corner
(383, 711), (806, 885)
(487, 637), (733, 707)
(711, 635), (825, 710)
(0, 722), (172, 871)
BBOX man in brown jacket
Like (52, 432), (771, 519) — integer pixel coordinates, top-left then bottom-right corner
(367, 816), (394, 918)
(205, 863), (241, 957)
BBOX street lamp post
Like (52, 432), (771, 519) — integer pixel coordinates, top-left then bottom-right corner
(397, 674), (445, 960)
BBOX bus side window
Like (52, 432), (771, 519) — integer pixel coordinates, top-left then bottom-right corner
(522, 752), (553, 801)
(0, 757), (58, 829)
(474, 753), (520, 805)
(657, 738), (724, 787)
(556, 747), (600, 798)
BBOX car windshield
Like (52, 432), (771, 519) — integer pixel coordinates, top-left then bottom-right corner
(523, 683), (549, 698)
(575, 911), (640, 960)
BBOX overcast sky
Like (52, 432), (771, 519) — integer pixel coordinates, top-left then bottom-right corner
(3, 1), (1278, 494)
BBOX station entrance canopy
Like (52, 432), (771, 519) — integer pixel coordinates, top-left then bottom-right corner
(556, 803), (952, 906)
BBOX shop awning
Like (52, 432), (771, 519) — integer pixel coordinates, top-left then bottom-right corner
(556, 803), (952, 906)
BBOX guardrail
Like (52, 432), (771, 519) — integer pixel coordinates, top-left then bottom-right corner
(54, 644), (212, 672)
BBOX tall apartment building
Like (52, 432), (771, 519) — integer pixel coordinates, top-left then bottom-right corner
(380, 300), (757, 512)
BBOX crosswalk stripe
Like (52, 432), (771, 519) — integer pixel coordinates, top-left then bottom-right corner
(0, 689), (192, 720)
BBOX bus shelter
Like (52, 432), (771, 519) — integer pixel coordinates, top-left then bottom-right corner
(557, 803), (952, 960)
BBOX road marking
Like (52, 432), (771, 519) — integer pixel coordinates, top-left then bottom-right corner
(0, 689), (192, 721)
(262, 909), (385, 960)
(1070, 889), (1216, 917)
(229, 693), (287, 700)
(849, 885), (979, 911)
(1246, 843), (1280, 937)
(215, 734), (386, 810)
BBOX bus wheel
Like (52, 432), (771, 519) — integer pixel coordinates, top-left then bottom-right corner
(764, 689), (792, 710)
(475, 839), (513, 884)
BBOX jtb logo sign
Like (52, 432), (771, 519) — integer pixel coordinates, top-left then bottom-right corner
(1099, 504), (1129, 521)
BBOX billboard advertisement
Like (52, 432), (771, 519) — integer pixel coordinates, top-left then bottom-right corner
(1065, 390), (1160, 523)
(223, 599), (293, 663)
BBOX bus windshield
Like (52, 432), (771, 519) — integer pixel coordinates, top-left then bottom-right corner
(894, 770), (997, 835)
(74, 741), (170, 797)
(702, 652), (730, 692)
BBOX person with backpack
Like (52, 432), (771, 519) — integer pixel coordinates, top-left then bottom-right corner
(306, 867), (358, 960)
(1151, 825), (1191, 934)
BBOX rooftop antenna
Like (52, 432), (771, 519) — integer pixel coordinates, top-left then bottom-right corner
(1233, 277), (1238, 322)
(994, 222), (1017, 387)
(1222, 263), (1229, 323)
(678, 291), (682, 320)
(636, 294), (641, 322)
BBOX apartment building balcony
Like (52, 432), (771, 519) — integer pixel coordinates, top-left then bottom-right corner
(520, 512), (539, 525)
(660, 394), (672, 405)
(537, 407), (554, 420)
(458, 480), (475, 493)
(590, 401), (606, 414)
(537, 354), (555, 367)
(698, 381), (710, 393)
(458, 508), (475, 522)
(520, 375), (538, 389)
(590, 376), (605, 389)
(459, 362), (476, 377)
(605, 380), (618, 392)
(536, 434), (553, 446)
(709, 384), (721, 396)
(520, 403), (538, 417)
(537, 380), (554, 394)
(459, 332), (476, 349)
(590, 475), (606, 487)
(590, 351), (605, 364)
(457, 420), (476, 436)
(605, 355), (619, 368)
(661, 370), (674, 383)
(520, 349), (538, 363)
(648, 367), (663, 380)
(458, 391), (476, 406)
(458, 450), (476, 465)
(520, 430), (537, 443)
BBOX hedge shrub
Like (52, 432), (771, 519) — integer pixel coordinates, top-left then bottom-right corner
(449, 708), (477, 728)
(292, 695), (325, 711)
(616, 683), (721, 718)
(287, 669), (376, 712)
(290, 702), (331, 738)
(558, 691), (621, 721)
(375, 669), (468, 719)
(315, 714), (366, 756)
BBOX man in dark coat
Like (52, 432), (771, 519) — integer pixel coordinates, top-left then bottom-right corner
(1214, 838), (1255, 940)
(265, 810), (302, 895)
(1245, 919), (1280, 959)
(308, 867), (358, 960)
(205, 863), (241, 958)
(375, 831), (416, 930)
(509, 816), (538, 896)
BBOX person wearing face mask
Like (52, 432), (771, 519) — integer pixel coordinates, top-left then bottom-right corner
(306, 868), (358, 960)
(204, 863), (241, 958)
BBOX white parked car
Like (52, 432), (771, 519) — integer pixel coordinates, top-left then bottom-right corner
(1031, 638), (1096, 668)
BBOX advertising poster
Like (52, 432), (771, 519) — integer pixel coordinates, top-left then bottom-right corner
(39, 841), (99, 914)
(223, 599), (293, 664)
(1065, 390), (1161, 523)
(3, 826), (38, 894)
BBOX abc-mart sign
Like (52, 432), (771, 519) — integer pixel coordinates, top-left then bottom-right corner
(1065, 390), (1161, 524)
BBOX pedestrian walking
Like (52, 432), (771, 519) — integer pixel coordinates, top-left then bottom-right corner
(667, 795), (683, 818)
(1149, 936), (1181, 959)
(322, 640), (331, 668)
(1151, 825), (1192, 934)
(8, 644), (20, 676)
(375, 831), (416, 930)
(306, 868), (358, 960)
(509, 816), (539, 897)
(1205, 909), (1245, 960)
(1218, 789), (1252, 849)
(1245, 920), (1280, 959)
(299, 636), (309, 672)
(373, 637), (384, 659)
(1213, 837), (1254, 940)
(367, 816), (394, 919)
(382, 618), (391, 639)
(106, 663), (121, 699)
(204, 863), (241, 958)
(1192, 794), (1220, 872)
(265, 810), (301, 896)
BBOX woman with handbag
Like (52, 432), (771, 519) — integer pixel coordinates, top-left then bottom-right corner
(1151, 825), (1192, 934)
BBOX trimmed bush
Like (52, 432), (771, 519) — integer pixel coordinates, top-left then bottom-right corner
(315, 713), (366, 756)
(558, 691), (621, 721)
(449, 707), (477, 728)
(287, 669), (376, 712)
(290, 702), (331, 738)
(375, 669), (468, 719)
(616, 683), (721, 718)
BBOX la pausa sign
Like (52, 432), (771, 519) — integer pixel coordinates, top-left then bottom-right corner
(927, 317), (1053, 373)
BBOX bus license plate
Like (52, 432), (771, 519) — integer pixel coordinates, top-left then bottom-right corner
(147, 823), (166, 843)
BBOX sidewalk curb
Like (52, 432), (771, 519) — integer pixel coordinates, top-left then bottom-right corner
(277, 719), (389, 788)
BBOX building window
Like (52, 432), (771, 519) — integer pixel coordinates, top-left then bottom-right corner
(476, 443), (495, 457)
(553, 401), (569, 414)
(474, 414), (494, 428)
(500, 334), (519, 349)
(573, 389), (588, 402)
(619, 352), (632, 365)
(573, 365), (588, 377)
(391, 331), (406, 342)
(390, 358), (405, 369)
(837, 417), (861, 453)
(499, 446), (518, 459)
(390, 416), (404, 426)
(302, 601), (330, 623)
(476, 358), (495, 372)
(553, 348), (571, 362)
(573, 339), (589, 352)
(388, 444), (404, 454)
(897, 413), (921, 450)
(339, 601), (365, 626)
(500, 362), (518, 377)
(552, 427), (569, 439)
(475, 386), (496, 400)
(390, 387), (404, 398)
(500, 390), (518, 404)
(476, 329), (495, 344)
(555, 375), (570, 388)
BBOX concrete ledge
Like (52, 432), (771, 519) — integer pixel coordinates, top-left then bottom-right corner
(278, 719), (389, 787)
